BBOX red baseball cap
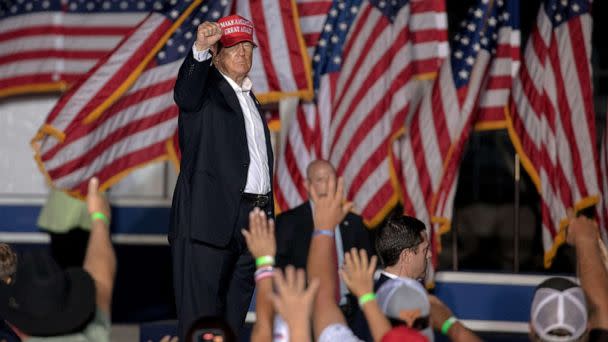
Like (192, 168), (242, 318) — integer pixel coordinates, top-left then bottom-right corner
(381, 327), (429, 342)
(217, 14), (257, 48)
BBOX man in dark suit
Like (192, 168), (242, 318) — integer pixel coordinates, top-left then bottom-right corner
(374, 215), (430, 286)
(350, 215), (430, 341)
(170, 15), (273, 339)
(275, 160), (373, 321)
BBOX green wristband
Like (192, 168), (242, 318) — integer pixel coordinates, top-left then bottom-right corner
(91, 212), (110, 225)
(441, 316), (458, 335)
(255, 255), (275, 267)
(358, 292), (376, 307)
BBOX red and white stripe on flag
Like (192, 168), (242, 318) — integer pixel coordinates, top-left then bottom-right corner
(32, 0), (313, 197)
(237, 0), (313, 103)
(507, 0), (602, 267)
(395, 0), (520, 268)
(274, 0), (448, 225)
(0, 1), (149, 98)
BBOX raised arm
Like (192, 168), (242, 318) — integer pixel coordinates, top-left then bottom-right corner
(271, 267), (319, 342)
(173, 21), (221, 112)
(566, 210), (608, 330)
(242, 208), (277, 342)
(83, 178), (116, 316)
(428, 295), (482, 342)
(307, 176), (353, 338)
(341, 248), (391, 341)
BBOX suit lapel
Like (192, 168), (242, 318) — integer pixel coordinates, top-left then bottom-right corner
(219, 83), (243, 118)
(339, 215), (353, 250)
(302, 202), (314, 232)
(211, 66), (243, 117)
(210, 67), (249, 161)
(212, 67), (273, 182)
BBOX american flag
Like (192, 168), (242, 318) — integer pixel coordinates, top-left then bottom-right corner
(507, 0), (603, 267)
(297, 0), (333, 57)
(394, 0), (520, 266)
(236, 0), (314, 102)
(0, 0), (153, 98)
(275, 0), (448, 225)
(32, 0), (312, 196)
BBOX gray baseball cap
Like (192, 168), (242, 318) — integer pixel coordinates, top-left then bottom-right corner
(377, 277), (433, 341)
(530, 277), (587, 342)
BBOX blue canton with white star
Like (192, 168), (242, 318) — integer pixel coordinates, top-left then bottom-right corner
(449, 0), (518, 88)
(312, 0), (408, 91)
(544, 0), (589, 28)
(156, 0), (230, 65)
(0, 0), (231, 65)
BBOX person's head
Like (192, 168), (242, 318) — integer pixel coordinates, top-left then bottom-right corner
(306, 160), (337, 199)
(0, 251), (95, 338)
(529, 277), (588, 342)
(377, 278), (433, 341)
(375, 215), (430, 281)
(187, 316), (236, 342)
(0, 243), (17, 285)
(211, 15), (256, 86)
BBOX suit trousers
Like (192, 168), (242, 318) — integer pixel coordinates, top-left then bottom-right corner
(171, 196), (272, 340)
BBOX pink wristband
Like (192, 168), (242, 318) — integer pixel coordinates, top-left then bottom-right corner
(255, 271), (274, 282)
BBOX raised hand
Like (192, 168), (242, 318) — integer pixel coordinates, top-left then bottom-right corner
(195, 21), (222, 51)
(340, 248), (377, 298)
(566, 208), (599, 246)
(242, 208), (276, 259)
(86, 177), (110, 220)
(270, 266), (319, 327)
(309, 176), (353, 230)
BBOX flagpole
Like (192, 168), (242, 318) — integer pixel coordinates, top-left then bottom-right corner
(452, 223), (459, 271)
(514, 153), (520, 273)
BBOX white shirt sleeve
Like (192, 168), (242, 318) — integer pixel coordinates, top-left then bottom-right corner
(192, 45), (212, 62)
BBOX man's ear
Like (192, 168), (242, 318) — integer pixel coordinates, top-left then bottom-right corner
(399, 249), (410, 264)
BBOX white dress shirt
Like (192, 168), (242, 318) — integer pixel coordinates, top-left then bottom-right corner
(192, 45), (270, 194)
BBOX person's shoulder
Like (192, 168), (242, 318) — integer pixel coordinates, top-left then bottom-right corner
(344, 212), (366, 228)
(277, 202), (309, 219)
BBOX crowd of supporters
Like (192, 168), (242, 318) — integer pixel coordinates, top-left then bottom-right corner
(1, 173), (607, 341)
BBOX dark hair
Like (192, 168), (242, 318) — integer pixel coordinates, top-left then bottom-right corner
(0, 243), (17, 281)
(212, 41), (224, 57)
(536, 277), (579, 291)
(375, 215), (426, 267)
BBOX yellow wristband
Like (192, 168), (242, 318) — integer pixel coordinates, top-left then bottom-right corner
(91, 212), (110, 225)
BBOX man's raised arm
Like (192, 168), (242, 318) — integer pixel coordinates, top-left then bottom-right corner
(173, 21), (222, 112)
(307, 176), (352, 338)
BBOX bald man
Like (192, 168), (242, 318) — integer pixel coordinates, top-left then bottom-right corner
(275, 160), (374, 320)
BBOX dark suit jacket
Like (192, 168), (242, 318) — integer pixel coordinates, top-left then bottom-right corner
(169, 51), (274, 247)
(275, 201), (373, 268)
